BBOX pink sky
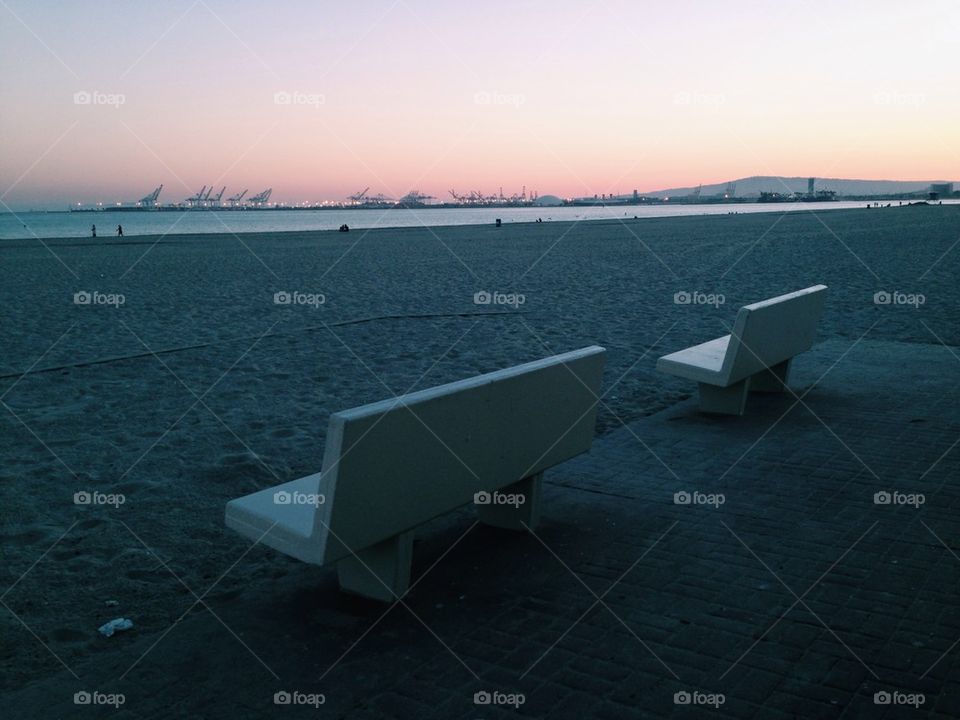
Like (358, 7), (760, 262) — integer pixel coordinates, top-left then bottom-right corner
(1, 0), (958, 208)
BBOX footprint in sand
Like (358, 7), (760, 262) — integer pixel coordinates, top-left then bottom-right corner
(50, 627), (87, 643)
(76, 517), (105, 531)
(219, 452), (262, 466)
(4, 528), (52, 544)
(114, 479), (149, 496)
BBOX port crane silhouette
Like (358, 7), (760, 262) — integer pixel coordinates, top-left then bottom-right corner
(137, 185), (163, 206)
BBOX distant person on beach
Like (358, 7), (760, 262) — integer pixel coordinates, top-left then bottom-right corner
(91, 224), (96, 237)
(117, 225), (123, 237)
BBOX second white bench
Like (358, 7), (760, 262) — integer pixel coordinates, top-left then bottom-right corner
(657, 285), (827, 415)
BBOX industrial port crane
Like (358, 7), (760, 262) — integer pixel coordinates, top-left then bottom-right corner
(248, 188), (273, 205)
(137, 185), (163, 206)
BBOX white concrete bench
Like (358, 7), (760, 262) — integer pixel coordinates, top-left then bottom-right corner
(225, 346), (606, 601)
(657, 285), (827, 415)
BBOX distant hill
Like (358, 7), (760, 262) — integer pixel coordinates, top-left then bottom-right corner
(641, 176), (957, 199)
(533, 194), (563, 206)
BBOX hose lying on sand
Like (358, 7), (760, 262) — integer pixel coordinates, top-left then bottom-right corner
(0, 311), (529, 380)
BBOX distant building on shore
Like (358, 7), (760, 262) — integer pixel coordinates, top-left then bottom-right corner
(930, 183), (954, 200)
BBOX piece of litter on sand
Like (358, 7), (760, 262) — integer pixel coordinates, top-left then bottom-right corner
(98, 618), (134, 637)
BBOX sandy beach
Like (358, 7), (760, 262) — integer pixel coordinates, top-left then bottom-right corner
(2, 205), (960, 717)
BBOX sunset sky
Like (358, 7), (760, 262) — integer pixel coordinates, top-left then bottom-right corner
(1, 0), (957, 209)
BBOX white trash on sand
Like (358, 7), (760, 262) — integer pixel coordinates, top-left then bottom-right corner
(98, 618), (134, 637)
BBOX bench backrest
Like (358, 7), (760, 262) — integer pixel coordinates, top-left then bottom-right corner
(310, 346), (606, 564)
(721, 285), (827, 384)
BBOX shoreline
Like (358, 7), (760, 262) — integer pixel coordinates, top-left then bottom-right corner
(2, 202), (956, 245)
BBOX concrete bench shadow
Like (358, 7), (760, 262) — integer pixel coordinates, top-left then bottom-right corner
(225, 346), (606, 602)
(657, 285), (827, 415)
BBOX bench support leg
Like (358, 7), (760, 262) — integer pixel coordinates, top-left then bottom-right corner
(477, 473), (543, 531)
(336, 531), (414, 602)
(750, 359), (792, 393)
(698, 379), (750, 415)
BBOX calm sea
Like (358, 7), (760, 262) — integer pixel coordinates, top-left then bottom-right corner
(2, 200), (955, 240)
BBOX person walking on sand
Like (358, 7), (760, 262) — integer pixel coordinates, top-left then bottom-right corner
(91, 224), (96, 238)
(117, 225), (123, 237)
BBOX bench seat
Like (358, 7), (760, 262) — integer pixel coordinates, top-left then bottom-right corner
(226, 474), (322, 563)
(657, 335), (730, 383)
